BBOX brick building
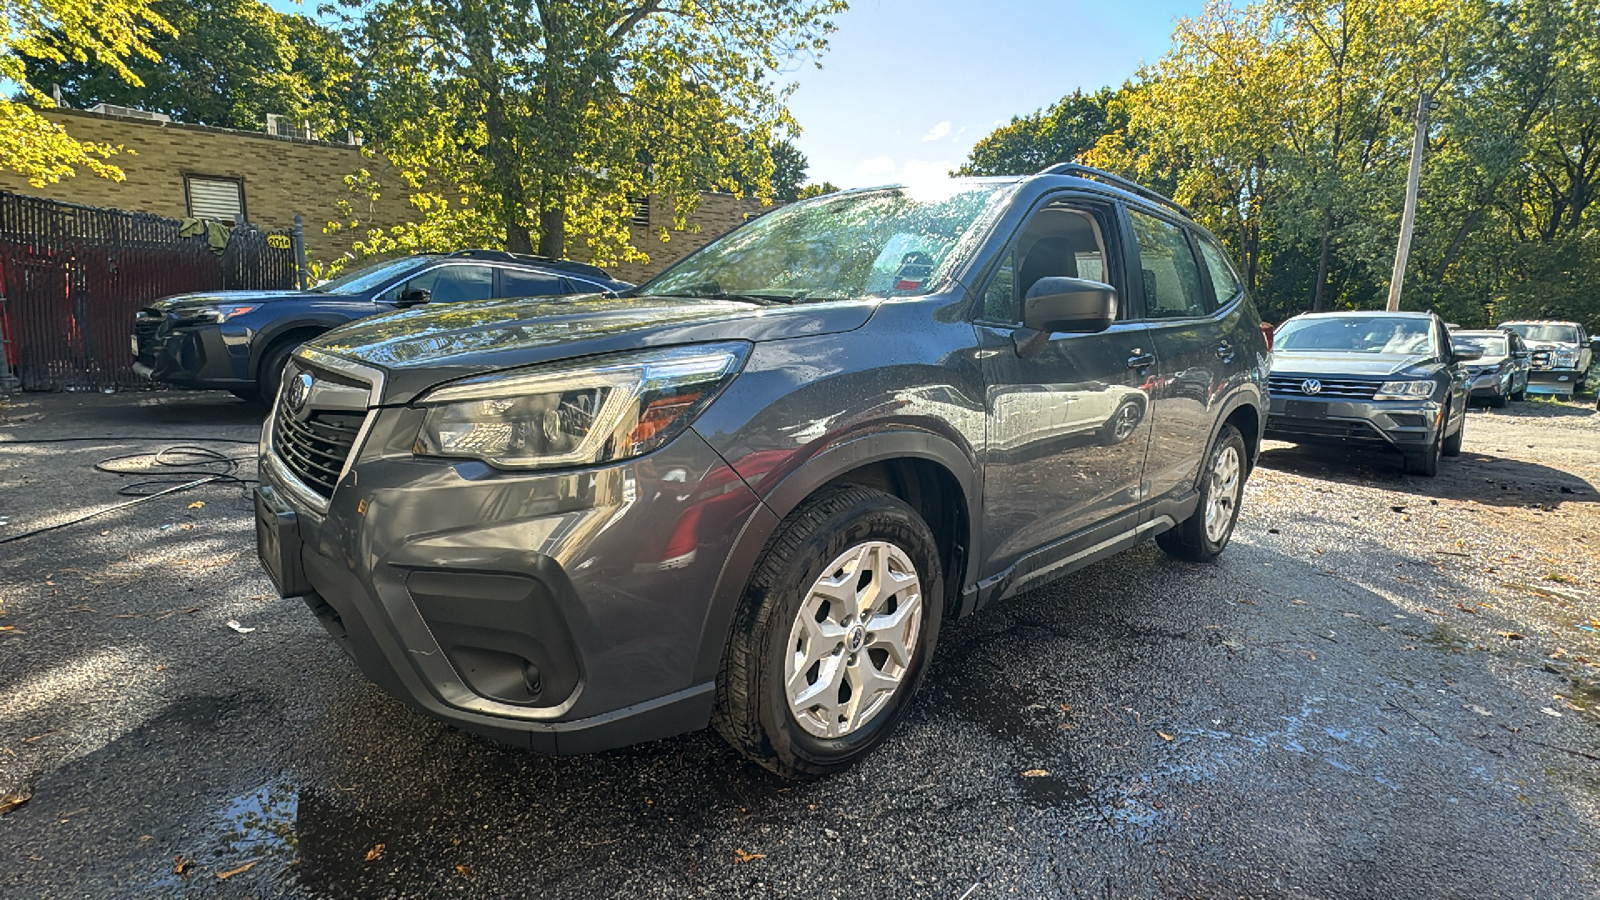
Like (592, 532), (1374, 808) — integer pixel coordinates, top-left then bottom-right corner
(0, 106), (768, 280)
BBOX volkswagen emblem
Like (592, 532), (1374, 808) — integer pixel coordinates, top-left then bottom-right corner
(285, 371), (313, 413)
(1300, 379), (1322, 395)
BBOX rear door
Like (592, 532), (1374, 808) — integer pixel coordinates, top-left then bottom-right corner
(975, 194), (1156, 581)
(1132, 210), (1238, 503)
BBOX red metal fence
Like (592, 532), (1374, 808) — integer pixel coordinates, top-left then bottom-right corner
(0, 192), (297, 391)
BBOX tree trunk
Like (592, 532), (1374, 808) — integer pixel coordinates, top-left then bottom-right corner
(538, 205), (565, 258)
(507, 222), (535, 255)
(1312, 209), (1334, 312)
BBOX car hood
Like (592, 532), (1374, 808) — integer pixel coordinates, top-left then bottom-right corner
(308, 293), (880, 403)
(1269, 351), (1435, 378)
(147, 290), (326, 311)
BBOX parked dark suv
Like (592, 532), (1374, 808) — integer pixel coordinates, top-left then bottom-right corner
(255, 166), (1269, 777)
(131, 250), (630, 402)
(1265, 311), (1476, 476)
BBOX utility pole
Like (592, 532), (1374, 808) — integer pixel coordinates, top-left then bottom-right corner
(1386, 90), (1435, 312)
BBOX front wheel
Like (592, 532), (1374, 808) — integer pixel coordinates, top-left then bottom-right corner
(1157, 423), (1247, 562)
(713, 487), (943, 779)
(1442, 405), (1464, 456)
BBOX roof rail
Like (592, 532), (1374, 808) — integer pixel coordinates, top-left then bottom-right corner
(1035, 163), (1193, 218)
(446, 248), (612, 280)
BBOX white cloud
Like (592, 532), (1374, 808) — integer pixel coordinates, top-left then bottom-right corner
(921, 120), (952, 142)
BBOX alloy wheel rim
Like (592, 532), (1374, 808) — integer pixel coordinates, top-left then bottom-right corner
(1203, 445), (1242, 544)
(784, 540), (922, 739)
(1113, 402), (1140, 441)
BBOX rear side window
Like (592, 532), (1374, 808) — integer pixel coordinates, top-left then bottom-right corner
(1129, 210), (1208, 319)
(1196, 236), (1242, 306)
(501, 269), (569, 298)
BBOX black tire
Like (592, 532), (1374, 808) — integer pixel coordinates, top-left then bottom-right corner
(257, 339), (304, 407)
(713, 487), (944, 779)
(1489, 389), (1508, 409)
(1511, 386), (1526, 402)
(228, 387), (261, 403)
(1156, 423), (1247, 562)
(1442, 406), (1464, 456)
(1404, 424), (1442, 477)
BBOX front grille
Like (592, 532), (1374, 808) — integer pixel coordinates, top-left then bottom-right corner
(274, 406), (365, 499)
(1268, 375), (1381, 399)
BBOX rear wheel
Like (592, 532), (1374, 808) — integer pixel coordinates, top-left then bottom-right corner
(1489, 387), (1509, 408)
(714, 487), (943, 779)
(1156, 424), (1247, 562)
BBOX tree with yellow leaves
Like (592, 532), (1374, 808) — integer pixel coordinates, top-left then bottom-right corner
(1, 0), (169, 185)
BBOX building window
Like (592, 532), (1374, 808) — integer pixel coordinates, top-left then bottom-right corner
(185, 175), (247, 223)
(630, 196), (650, 227)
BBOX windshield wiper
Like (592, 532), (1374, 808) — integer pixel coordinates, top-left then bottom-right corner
(652, 291), (797, 306)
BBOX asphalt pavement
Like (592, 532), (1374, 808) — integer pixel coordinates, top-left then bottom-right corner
(2, 390), (1598, 899)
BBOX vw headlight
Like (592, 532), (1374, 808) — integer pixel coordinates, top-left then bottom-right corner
(415, 343), (748, 470)
(1374, 380), (1434, 401)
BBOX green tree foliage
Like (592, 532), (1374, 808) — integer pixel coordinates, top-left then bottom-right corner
(24, 0), (352, 133)
(969, 0), (1600, 334)
(956, 87), (1124, 176)
(1, 0), (168, 185)
(332, 0), (845, 268)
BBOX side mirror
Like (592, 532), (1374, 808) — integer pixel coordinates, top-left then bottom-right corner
(395, 286), (432, 308)
(1590, 337), (1600, 354)
(1513, 350), (1530, 360)
(1453, 347), (1483, 362)
(1022, 277), (1118, 334)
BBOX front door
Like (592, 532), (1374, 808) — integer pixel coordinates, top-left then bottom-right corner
(975, 197), (1156, 583)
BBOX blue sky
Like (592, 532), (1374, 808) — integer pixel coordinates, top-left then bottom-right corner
(266, 0), (1201, 188)
(783, 0), (1202, 187)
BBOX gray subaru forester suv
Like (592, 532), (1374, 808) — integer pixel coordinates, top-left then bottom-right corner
(255, 165), (1269, 778)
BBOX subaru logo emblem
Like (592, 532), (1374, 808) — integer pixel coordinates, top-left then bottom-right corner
(1300, 379), (1322, 395)
(285, 371), (313, 413)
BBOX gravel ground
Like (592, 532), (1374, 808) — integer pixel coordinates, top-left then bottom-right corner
(2, 390), (1598, 899)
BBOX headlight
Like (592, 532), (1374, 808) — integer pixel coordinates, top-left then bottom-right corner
(1374, 381), (1434, 400)
(415, 343), (748, 470)
(173, 304), (260, 325)
(1555, 348), (1577, 367)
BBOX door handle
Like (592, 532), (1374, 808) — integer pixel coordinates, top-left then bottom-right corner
(1127, 350), (1155, 370)
(1216, 342), (1235, 362)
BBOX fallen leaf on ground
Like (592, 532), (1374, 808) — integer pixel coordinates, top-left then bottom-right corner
(188, 501), (205, 509)
(216, 861), (258, 880)
(733, 849), (765, 863)
(1020, 769), (1049, 778)
(1541, 707), (1563, 717)
(1158, 732), (1175, 741)
(0, 791), (31, 815)
(1497, 631), (1524, 641)
(455, 864), (472, 877)
(173, 855), (193, 877)
(365, 844), (385, 862)
(225, 620), (256, 634)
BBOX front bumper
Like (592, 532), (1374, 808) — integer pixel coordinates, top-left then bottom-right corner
(256, 386), (767, 753)
(131, 319), (255, 389)
(1467, 370), (1510, 399)
(1264, 393), (1440, 451)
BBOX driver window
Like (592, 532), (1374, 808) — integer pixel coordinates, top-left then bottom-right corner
(384, 264), (494, 305)
(979, 204), (1111, 325)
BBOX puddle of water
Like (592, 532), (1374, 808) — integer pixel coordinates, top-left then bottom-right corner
(215, 779), (301, 861)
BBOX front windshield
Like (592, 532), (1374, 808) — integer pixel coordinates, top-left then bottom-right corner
(1457, 334), (1507, 357)
(312, 256), (435, 295)
(642, 182), (1018, 302)
(1503, 323), (1578, 343)
(1275, 315), (1438, 355)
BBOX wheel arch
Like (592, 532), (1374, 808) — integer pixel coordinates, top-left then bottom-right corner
(691, 429), (979, 685)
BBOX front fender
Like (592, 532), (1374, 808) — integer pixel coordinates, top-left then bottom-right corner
(687, 426), (980, 684)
